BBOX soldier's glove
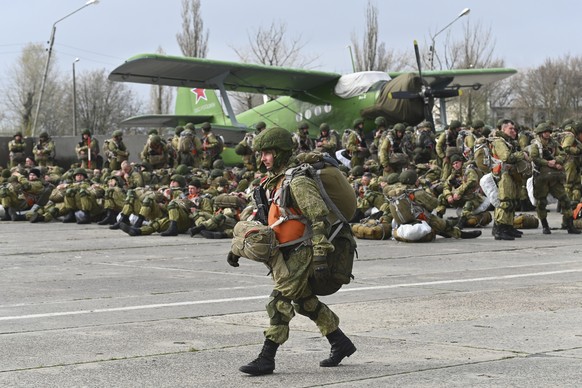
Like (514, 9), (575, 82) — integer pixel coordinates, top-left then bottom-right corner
(312, 256), (330, 281)
(227, 251), (240, 267)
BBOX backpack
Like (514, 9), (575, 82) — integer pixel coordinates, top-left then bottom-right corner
(178, 129), (195, 153)
(388, 190), (427, 225)
(474, 137), (493, 174)
(282, 151), (358, 296)
(341, 128), (353, 149)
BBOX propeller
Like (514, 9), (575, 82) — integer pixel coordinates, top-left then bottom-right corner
(389, 40), (462, 127)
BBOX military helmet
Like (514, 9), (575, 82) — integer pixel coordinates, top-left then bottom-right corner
(298, 121), (309, 130)
(573, 121), (582, 135)
(417, 120), (433, 130)
(450, 154), (463, 163)
(73, 168), (88, 178)
(374, 116), (387, 127)
(148, 128), (159, 136)
(189, 178), (202, 188)
(350, 165), (364, 177)
(150, 135), (162, 145)
(212, 159), (225, 169)
(561, 118), (574, 129)
(170, 174), (186, 187)
(253, 127), (293, 152)
(210, 168), (223, 178)
(353, 118), (364, 128)
(255, 121), (267, 131)
(319, 123), (330, 132)
(449, 120), (462, 130)
(175, 126), (185, 135)
(14, 131), (23, 138)
(472, 120), (485, 129)
(399, 169), (418, 185)
(184, 122), (196, 131)
(201, 122), (212, 131)
(81, 128), (92, 136)
(534, 122), (552, 134)
(39, 131), (49, 139)
(175, 164), (190, 176)
(112, 129), (123, 138)
(393, 123), (406, 132)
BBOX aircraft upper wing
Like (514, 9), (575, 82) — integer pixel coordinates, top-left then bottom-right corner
(109, 53), (341, 100)
(388, 68), (517, 91)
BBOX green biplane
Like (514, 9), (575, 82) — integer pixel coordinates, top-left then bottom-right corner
(108, 44), (516, 163)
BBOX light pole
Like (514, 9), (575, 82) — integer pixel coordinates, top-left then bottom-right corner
(429, 7), (470, 70)
(72, 58), (80, 136)
(32, 0), (99, 137)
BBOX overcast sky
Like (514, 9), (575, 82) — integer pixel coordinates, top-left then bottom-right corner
(1, 0), (578, 97)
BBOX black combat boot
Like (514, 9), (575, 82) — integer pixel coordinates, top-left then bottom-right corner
(29, 213), (45, 223)
(1, 207), (11, 221)
(507, 226), (523, 238)
(541, 218), (551, 235)
(119, 222), (142, 236)
(160, 221), (178, 236)
(133, 215), (145, 228)
(456, 216), (468, 229)
(239, 339), (279, 376)
(62, 211), (76, 223)
(76, 211), (91, 224)
(491, 222), (497, 236)
(459, 230), (482, 239)
(565, 218), (581, 234)
(8, 208), (25, 221)
(188, 224), (206, 237)
(494, 224), (515, 240)
(200, 229), (228, 239)
(97, 210), (117, 225)
(320, 328), (357, 367)
(109, 214), (130, 230)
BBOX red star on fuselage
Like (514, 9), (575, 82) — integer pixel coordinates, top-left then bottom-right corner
(191, 88), (207, 104)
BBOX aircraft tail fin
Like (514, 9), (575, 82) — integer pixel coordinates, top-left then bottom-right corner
(175, 87), (229, 125)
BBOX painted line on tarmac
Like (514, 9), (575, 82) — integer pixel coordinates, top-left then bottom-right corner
(1, 268), (581, 322)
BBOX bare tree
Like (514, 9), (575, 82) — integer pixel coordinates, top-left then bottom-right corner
(350, 1), (410, 72)
(176, 0), (209, 58)
(150, 46), (174, 115)
(231, 21), (317, 112)
(511, 55), (582, 127)
(2, 43), (64, 136)
(438, 20), (506, 124)
(75, 69), (143, 135)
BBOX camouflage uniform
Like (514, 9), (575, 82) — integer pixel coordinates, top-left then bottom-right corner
(314, 123), (338, 155)
(200, 122), (221, 169)
(231, 126), (356, 375)
(560, 122), (582, 203)
(489, 120), (528, 240)
(8, 132), (26, 168)
(346, 119), (369, 168)
(75, 129), (100, 169)
(33, 132), (56, 167)
(530, 123), (580, 234)
(104, 130), (129, 171)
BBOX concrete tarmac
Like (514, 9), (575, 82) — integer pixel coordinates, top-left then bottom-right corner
(1, 207), (581, 387)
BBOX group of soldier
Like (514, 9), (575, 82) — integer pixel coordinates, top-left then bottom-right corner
(2, 115), (582, 242)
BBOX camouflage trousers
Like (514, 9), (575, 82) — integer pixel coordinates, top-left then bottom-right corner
(493, 172), (520, 227)
(563, 160), (582, 203)
(425, 213), (461, 239)
(264, 245), (340, 345)
(533, 171), (572, 221)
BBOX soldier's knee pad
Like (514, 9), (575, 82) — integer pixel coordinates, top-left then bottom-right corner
(499, 199), (513, 211)
(266, 291), (293, 326)
(293, 295), (323, 321)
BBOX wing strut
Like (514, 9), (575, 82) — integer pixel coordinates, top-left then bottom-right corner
(208, 72), (246, 128)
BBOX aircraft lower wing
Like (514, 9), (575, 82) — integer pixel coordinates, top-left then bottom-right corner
(388, 68), (517, 91)
(109, 53), (340, 101)
(120, 115), (214, 128)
